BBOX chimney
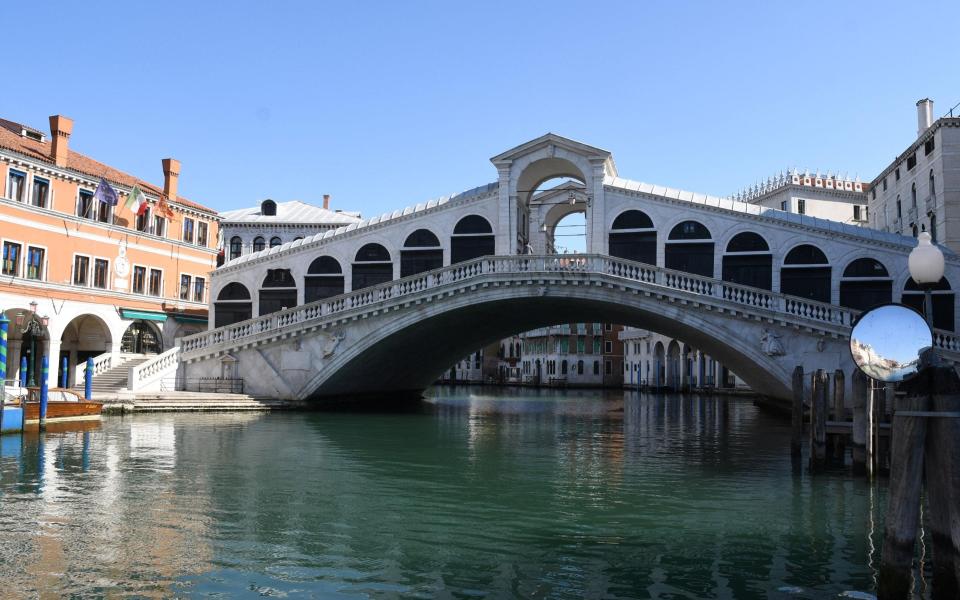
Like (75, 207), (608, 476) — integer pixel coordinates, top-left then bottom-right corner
(917, 98), (934, 137)
(323, 194), (330, 210)
(48, 115), (73, 167)
(162, 158), (180, 201)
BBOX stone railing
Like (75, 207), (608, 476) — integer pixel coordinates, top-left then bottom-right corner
(182, 254), (863, 360)
(128, 347), (180, 391)
(74, 351), (115, 386)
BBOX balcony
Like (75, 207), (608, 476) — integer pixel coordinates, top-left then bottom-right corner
(925, 194), (936, 215)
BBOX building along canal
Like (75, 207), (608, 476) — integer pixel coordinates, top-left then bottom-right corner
(0, 387), (903, 598)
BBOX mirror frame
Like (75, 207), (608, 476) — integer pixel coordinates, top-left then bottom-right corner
(849, 302), (933, 383)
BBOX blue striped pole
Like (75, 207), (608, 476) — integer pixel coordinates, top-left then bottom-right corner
(0, 311), (8, 429)
(20, 356), (27, 388)
(84, 357), (93, 401)
(40, 356), (48, 430)
(60, 356), (68, 389)
(82, 431), (90, 472)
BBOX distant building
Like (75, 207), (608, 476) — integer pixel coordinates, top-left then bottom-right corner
(733, 169), (869, 226)
(620, 328), (746, 391)
(219, 196), (361, 263)
(518, 323), (623, 387)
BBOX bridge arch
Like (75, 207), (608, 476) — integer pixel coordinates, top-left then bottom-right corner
(451, 215), (495, 264)
(214, 282), (252, 327)
(608, 209), (656, 265)
(401, 228), (443, 277)
(665, 220), (714, 277)
(352, 243), (393, 291)
(781, 244), (831, 304)
(304, 256), (344, 303)
(721, 231), (772, 290)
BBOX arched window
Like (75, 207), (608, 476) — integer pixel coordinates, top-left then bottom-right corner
(261, 199), (277, 216)
(269, 236), (282, 248)
(929, 169), (936, 204)
(840, 258), (891, 311)
(259, 269), (297, 315)
(722, 231), (771, 289)
(903, 277), (955, 331)
(451, 215), (494, 264)
(229, 236), (243, 260)
(352, 243), (393, 291)
(931, 214), (938, 243)
(911, 182), (917, 207)
(781, 245), (831, 303)
(252, 236), (266, 252)
(214, 282), (252, 327)
(593, 360), (599, 375)
(608, 210), (656, 265)
(401, 229), (443, 277)
(304, 256), (344, 303)
(665, 221), (713, 277)
(896, 196), (902, 220)
(561, 360), (568, 375)
(577, 360), (584, 375)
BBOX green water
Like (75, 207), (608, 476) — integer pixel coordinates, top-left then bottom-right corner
(0, 388), (892, 598)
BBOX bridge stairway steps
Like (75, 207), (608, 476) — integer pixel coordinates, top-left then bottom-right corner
(98, 391), (307, 412)
(73, 355), (152, 392)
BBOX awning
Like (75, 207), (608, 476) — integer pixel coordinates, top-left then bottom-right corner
(120, 308), (168, 322)
(172, 314), (208, 324)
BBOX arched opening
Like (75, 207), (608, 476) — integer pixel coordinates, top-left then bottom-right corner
(305, 256), (344, 303)
(911, 182), (917, 209)
(608, 210), (655, 265)
(261, 199), (277, 216)
(260, 269), (297, 315)
(653, 342), (665, 389)
(269, 236), (282, 249)
(780, 245), (831, 303)
(121, 320), (163, 355)
(548, 211), (586, 254)
(665, 221), (713, 277)
(722, 232), (772, 289)
(451, 216), (494, 264)
(214, 282), (253, 327)
(839, 258), (892, 311)
(252, 236), (266, 253)
(666, 340), (681, 391)
(59, 314), (112, 386)
(352, 243), (393, 291)
(401, 229), (443, 277)
(229, 236), (243, 260)
(1, 308), (50, 387)
(903, 277), (955, 331)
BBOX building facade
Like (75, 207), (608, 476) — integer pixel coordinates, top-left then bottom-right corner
(735, 170), (869, 225)
(517, 323), (624, 388)
(0, 115), (219, 388)
(620, 327), (745, 391)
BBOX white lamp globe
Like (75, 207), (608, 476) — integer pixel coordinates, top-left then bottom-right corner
(908, 232), (945, 286)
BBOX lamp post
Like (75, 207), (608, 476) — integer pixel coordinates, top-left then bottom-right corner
(908, 231), (945, 329)
(19, 301), (49, 388)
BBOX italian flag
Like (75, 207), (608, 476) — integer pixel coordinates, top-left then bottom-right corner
(125, 184), (148, 216)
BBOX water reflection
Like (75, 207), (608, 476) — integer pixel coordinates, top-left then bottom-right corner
(0, 391), (887, 598)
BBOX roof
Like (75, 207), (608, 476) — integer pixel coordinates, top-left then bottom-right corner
(0, 117), (217, 215)
(219, 200), (364, 225)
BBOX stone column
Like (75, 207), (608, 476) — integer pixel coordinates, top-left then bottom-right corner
(45, 339), (62, 388)
(7, 340), (21, 384)
(495, 164), (513, 255)
(589, 162), (606, 255)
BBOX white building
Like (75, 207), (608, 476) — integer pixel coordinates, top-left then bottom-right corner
(620, 327), (746, 391)
(734, 170), (869, 225)
(220, 197), (362, 262)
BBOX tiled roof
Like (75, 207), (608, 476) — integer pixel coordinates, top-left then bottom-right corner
(220, 200), (363, 225)
(0, 117), (217, 215)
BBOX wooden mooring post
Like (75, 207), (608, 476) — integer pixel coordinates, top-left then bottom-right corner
(809, 369), (827, 473)
(878, 366), (960, 599)
(831, 369), (845, 464)
(851, 369), (869, 475)
(791, 366), (803, 463)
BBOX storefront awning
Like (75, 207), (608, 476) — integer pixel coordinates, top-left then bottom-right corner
(172, 314), (208, 324)
(119, 309), (168, 322)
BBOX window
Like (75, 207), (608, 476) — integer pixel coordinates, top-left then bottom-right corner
(97, 200), (111, 223)
(925, 137), (936, 155)
(883, 177), (888, 191)
(929, 170), (936, 202)
(605, 323), (612, 331)
(907, 153), (917, 171)
(135, 207), (150, 232)
(31, 176), (49, 208)
(74, 255), (90, 286)
(6, 169), (25, 202)
(895, 167), (900, 181)
(229, 236), (243, 260)
(780, 200), (788, 212)
(193, 277), (205, 303)
(593, 337), (601, 354)
(78, 189), (94, 218)
(853, 205), (862, 221)
(132, 266), (146, 294)
(269, 236), (282, 248)
(197, 221), (208, 247)
(605, 360), (612, 375)
(148, 269), (162, 296)
(577, 360), (584, 375)
(26, 246), (44, 280)
(180, 274), (192, 300)
(911, 182), (917, 207)
(594, 361), (600, 375)
(253, 236), (266, 252)
(93, 258), (109, 289)
(2, 242), (21, 276)
(577, 336), (585, 354)
(797, 199), (805, 215)
(605, 340), (613, 353)
(559, 337), (569, 353)
(153, 215), (166, 237)
(182, 218), (195, 244)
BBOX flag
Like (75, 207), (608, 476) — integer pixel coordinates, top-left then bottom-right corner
(124, 184), (149, 216)
(157, 194), (176, 220)
(93, 177), (118, 206)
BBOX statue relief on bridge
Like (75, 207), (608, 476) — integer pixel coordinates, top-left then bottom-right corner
(761, 329), (786, 357)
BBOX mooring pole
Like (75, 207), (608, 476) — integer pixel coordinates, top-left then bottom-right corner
(832, 369), (846, 464)
(20, 355), (27, 388)
(851, 369), (869, 475)
(84, 357), (93, 401)
(39, 355), (48, 431)
(924, 367), (960, 598)
(866, 381), (876, 478)
(791, 366), (803, 462)
(60, 356), (68, 389)
(810, 369), (827, 473)
(0, 311), (8, 429)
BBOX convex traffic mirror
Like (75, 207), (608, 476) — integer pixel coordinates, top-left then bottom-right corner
(849, 304), (933, 383)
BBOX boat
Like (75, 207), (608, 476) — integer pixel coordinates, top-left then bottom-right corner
(21, 388), (103, 425)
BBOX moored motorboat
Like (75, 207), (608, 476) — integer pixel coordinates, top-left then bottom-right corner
(22, 388), (103, 425)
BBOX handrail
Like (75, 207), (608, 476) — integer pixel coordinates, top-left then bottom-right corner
(181, 254), (873, 359)
(74, 351), (115, 386)
(128, 347), (180, 391)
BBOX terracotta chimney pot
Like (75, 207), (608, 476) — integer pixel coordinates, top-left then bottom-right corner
(162, 158), (180, 201)
(48, 115), (74, 167)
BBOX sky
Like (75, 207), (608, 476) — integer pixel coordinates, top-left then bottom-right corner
(5, 1), (959, 216)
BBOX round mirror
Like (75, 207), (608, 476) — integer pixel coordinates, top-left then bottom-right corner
(850, 304), (933, 382)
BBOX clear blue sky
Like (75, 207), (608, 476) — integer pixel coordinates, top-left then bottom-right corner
(5, 1), (958, 215)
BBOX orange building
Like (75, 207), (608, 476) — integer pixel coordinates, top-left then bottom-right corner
(0, 115), (219, 389)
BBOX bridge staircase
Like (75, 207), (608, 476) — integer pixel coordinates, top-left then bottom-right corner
(73, 354), (152, 393)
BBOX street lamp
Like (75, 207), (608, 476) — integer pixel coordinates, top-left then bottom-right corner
(19, 301), (49, 387)
(908, 231), (945, 328)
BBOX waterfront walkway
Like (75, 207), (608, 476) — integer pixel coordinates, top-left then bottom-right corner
(95, 390), (307, 413)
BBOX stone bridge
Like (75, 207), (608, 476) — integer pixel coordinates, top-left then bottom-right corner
(175, 134), (960, 402)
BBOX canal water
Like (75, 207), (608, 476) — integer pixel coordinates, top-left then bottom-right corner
(0, 388), (895, 598)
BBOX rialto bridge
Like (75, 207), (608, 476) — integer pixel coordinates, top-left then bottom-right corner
(173, 134), (960, 402)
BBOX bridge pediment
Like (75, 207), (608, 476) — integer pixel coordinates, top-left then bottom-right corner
(490, 133), (618, 178)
